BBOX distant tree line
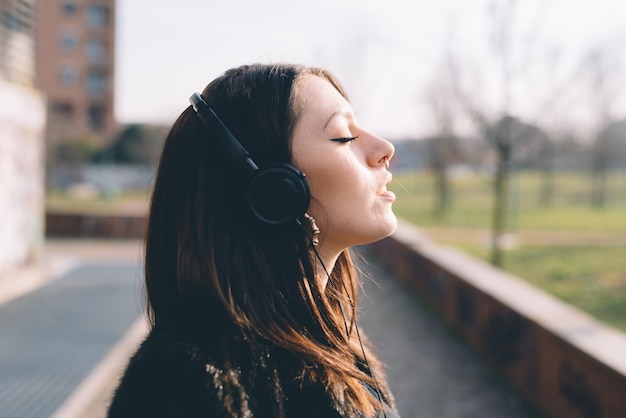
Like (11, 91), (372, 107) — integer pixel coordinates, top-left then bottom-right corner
(406, 0), (626, 267)
(51, 123), (167, 166)
(392, 113), (626, 267)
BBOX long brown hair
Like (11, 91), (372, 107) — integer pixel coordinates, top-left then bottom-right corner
(144, 63), (389, 416)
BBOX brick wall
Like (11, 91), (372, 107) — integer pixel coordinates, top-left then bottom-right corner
(369, 220), (626, 418)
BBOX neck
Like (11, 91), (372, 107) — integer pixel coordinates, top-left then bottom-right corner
(312, 246), (339, 291)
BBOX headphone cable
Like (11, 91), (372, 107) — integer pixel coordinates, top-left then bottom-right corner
(299, 220), (388, 418)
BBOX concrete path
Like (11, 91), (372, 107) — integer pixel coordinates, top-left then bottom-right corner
(358, 247), (544, 418)
(0, 240), (545, 418)
(0, 240), (145, 418)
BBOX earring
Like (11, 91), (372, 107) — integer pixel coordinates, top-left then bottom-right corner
(304, 213), (320, 247)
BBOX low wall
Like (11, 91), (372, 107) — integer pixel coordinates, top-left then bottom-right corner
(46, 213), (146, 239)
(369, 220), (626, 418)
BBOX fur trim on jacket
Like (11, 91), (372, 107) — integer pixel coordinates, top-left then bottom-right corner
(107, 324), (398, 418)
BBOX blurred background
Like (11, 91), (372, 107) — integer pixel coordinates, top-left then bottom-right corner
(2, 0), (623, 329)
(1, 0), (625, 416)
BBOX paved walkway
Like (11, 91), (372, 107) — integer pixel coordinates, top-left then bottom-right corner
(358, 247), (543, 418)
(0, 240), (144, 418)
(0, 240), (544, 418)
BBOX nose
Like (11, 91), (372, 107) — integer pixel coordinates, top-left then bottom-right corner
(364, 131), (394, 169)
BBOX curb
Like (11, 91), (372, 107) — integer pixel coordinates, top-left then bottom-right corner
(51, 316), (148, 418)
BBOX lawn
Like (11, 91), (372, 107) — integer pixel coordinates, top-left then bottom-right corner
(45, 171), (626, 331)
(388, 170), (626, 331)
(45, 188), (150, 215)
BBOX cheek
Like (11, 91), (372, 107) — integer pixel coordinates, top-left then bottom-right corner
(293, 145), (364, 218)
(307, 164), (363, 218)
(307, 169), (341, 211)
(300, 167), (333, 211)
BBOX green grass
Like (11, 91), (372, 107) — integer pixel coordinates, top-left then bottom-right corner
(461, 244), (626, 330)
(45, 171), (626, 331)
(46, 188), (150, 215)
(389, 170), (626, 331)
(390, 171), (626, 230)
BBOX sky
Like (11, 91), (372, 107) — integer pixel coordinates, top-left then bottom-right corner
(114, 0), (626, 140)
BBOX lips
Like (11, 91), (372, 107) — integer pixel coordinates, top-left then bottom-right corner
(376, 174), (395, 201)
(377, 189), (396, 201)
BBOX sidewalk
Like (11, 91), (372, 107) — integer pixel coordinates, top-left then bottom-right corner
(0, 240), (544, 418)
(358, 247), (543, 418)
(0, 240), (146, 418)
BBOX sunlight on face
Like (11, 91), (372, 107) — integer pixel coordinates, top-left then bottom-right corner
(291, 75), (397, 262)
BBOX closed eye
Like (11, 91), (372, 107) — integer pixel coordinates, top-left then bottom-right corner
(330, 135), (358, 143)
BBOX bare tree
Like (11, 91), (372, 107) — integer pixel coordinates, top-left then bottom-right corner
(583, 42), (624, 208)
(444, 0), (523, 267)
(442, 0), (561, 266)
(538, 138), (555, 207)
(424, 58), (459, 219)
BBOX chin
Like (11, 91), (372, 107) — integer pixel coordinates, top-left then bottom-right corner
(364, 214), (398, 245)
(388, 215), (399, 234)
(381, 214), (398, 238)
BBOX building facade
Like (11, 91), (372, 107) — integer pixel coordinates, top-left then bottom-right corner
(35, 0), (117, 150)
(0, 0), (46, 278)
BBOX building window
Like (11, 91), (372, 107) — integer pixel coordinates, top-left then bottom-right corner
(62, 0), (78, 16)
(86, 38), (104, 63)
(60, 65), (78, 86)
(51, 101), (75, 122)
(87, 5), (108, 28)
(88, 105), (105, 130)
(87, 71), (106, 96)
(60, 31), (78, 51)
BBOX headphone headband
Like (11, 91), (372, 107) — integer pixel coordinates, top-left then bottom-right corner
(190, 93), (258, 172)
(189, 92), (310, 226)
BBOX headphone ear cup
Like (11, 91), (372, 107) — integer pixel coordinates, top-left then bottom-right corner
(245, 162), (310, 226)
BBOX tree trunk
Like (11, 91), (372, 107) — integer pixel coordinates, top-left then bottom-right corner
(490, 150), (510, 267)
(433, 164), (450, 219)
(430, 136), (453, 219)
(590, 133), (610, 208)
(539, 142), (555, 207)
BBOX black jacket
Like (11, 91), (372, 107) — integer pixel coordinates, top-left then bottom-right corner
(107, 324), (398, 418)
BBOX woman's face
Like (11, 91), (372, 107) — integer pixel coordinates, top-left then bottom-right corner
(291, 75), (397, 258)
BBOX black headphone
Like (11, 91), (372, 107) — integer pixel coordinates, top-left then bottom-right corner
(189, 93), (310, 226)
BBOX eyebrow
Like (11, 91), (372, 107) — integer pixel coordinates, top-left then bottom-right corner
(324, 110), (355, 130)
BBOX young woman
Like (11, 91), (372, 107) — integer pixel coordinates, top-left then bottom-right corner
(107, 63), (399, 417)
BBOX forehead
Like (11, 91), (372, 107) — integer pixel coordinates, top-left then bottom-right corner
(293, 75), (352, 121)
